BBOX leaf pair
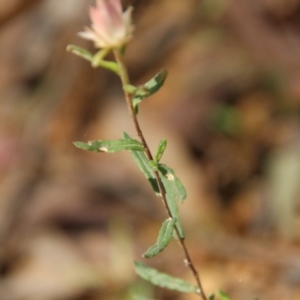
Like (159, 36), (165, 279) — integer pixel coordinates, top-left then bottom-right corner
(67, 45), (168, 114)
(123, 133), (186, 239)
(66, 45), (119, 74)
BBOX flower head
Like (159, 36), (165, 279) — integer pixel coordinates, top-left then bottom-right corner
(78, 0), (133, 49)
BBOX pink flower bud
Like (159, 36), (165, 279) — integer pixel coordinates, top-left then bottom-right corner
(78, 0), (134, 49)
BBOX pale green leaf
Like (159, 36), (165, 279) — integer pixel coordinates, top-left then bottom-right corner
(91, 49), (109, 67)
(94, 60), (119, 74)
(158, 164), (187, 203)
(132, 69), (168, 113)
(144, 69), (168, 95)
(134, 262), (200, 294)
(67, 45), (119, 74)
(163, 191), (185, 239)
(143, 218), (176, 258)
(66, 45), (93, 61)
(157, 164), (186, 238)
(123, 133), (159, 195)
(155, 139), (167, 163)
(74, 138), (144, 153)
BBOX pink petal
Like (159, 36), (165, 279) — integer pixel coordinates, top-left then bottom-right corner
(122, 6), (133, 32)
(110, 0), (122, 15)
(77, 27), (97, 41)
(78, 0), (133, 48)
(89, 5), (106, 32)
(105, 0), (124, 29)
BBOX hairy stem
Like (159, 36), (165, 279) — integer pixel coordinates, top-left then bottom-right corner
(113, 49), (207, 300)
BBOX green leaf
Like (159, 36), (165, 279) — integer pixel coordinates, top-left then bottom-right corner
(163, 191), (184, 239)
(134, 261), (200, 294)
(217, 290), (232, 300)
(144, 69), (168, 95)
(149, 160), (159, 172)
(66, 45), (93, 61)
(91, 49), (109, 67)
(73, 138), (144, 153)
(91, 49), (120, 74)
(94, 60), (119, 74)
(123, 133), (160, 195)
(209, 294), (215, 300)
(155, 139), (167, 163)
(157, 164), (186, 239)
(143, 218), (176, 258)
(123, 133), (185, 238)
(158, 164), (186, 203)
(132, 69), (168, 114)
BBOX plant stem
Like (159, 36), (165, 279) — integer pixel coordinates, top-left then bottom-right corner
(113, 49), (207, 300)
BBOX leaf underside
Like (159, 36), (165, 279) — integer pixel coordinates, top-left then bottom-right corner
(143, 218), (176, 258)
(123, 132), (160, 194)
(74, 138), (144, 153)
(132, 69), (168, 113)
(134, 261), (200, 294)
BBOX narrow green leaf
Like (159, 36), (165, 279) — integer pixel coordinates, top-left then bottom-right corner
(158, 164), (186, 203)
(144, 69), (168, 95)
(91, 49), (119, 74)
(217, 291), (232, 300)
(155, 139), (167, 163)
(157, 164), (186, 238)
(95, 60), (119, 74)
(66, 45), (93, 61)
(134, 261), (200, 294)
(91, 49), (109, 67)
(143, 218), (176, 258)
(163, 191), (185, 239)
(73, 138), (144, 153)
(123, 133), (159, 195)
(132, 69), (168, 114)
(67, 45), (119, 74)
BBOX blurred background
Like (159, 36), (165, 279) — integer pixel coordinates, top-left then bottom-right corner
(1, 0), (300, 299)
